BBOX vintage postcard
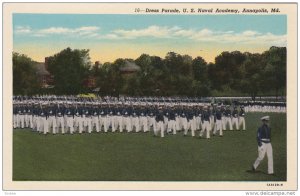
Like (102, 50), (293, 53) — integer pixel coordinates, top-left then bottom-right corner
(2, 2), (297, 192)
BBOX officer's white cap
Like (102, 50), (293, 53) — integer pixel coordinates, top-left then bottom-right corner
(261, 116), (270, 121)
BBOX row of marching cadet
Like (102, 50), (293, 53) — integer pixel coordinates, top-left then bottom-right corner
(13, 98), (285, 138)
(14, 101), (244, 138)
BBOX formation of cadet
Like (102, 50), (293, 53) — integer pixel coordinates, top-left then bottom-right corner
(12, 96), (285, 138)
(243, 102), (286, 113)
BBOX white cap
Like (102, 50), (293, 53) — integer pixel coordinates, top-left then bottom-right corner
(261, 116), (270, 121)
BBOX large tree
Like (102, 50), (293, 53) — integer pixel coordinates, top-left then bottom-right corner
(47, 47), (91, 94)
(238, 53), (264, 100)
(191, 56), (211, 96)
(13, 52), (40, 95)
(261, 46), (286, 99)
(213, 51), (246, 90)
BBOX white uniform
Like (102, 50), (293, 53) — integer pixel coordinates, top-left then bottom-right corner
(213, 109), (223, 136)
(231, 109), (239, 130)
(253, 142), (273, 174)
(65, 109), (74, 134)
(195, 113), (202, 131)
(139, 110), (148, 132)
(201, 120), (211, 138)
(184, 112), (196, 137)
(124, 115), (132, 132)
(167, 110), (176, 135)
(148, 112), (156, 132)
(39, 109), (48, 134)
(180, 113), (188, 131)
(25, 108), (33, 128)
(83, 110), (92, 133)
(200, 109), (211, 139)
(99, 108), (106, 132)
(132, 113), (140, 132)
(155, 121), (165, 137)
(56, 112), (65, 134)
(115, 110), (123, 132)
(153, 109), (164, 137)
(252, 119), (273, 175)
(48, 115), (57, 134)
(91, 110), (100, 132)
(238, 108), (246, 131)
(224, 108), (233, 130)
(18, 109), (25, 129)
(74, 111), (83, 133)
(175, 114), (181, 132)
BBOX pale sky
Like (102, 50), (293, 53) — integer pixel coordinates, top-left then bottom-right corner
(13, 14), (287, 64)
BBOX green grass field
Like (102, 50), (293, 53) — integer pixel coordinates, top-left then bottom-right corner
(13, 112), (286, 181)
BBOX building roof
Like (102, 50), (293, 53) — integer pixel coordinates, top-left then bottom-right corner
(34, 62), (50, 76)
(120, 60), (141, 72)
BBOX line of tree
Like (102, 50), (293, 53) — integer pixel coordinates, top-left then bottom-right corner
(13, 46), (286, 100)
(13, 52), (40, 95)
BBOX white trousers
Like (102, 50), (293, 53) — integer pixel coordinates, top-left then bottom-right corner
(154, 121), (164, 137)
(32, 116), (38, 131)
(111, 116), (117, 132)
(232, 117), (239, 130)
(175, 117), (181, 131)
(213, 119), (223, 136)
(25, 114), (33, 128)
(115, 116), (124, 132)
(222, 117), (226, 130)
(92, 116), (99, 132)
(18, 115), (25, 128)
(239, 117), (246, 130)
(195, 116), (202, 130)
(66, 117), (74, 134)
(103, 116), (110, 132)
(108, 116), (114, 132)
(163, 117), (168, 131)
(167, 120), (176, 134)
(35, 116), (41, 132)
(124, 117), (132, 132)
(83, 117), (92, 133)
(181, 117), (188, 131)
(99, 116), (105, 132)
(56, 116), (65, 134)
(74, 116), (83, 133)
(140, 116), (149, 132)
(48, 116), (57, 134)
(148, 117), (156, 132)
(184, 119), (196, 136)
(40, 117), (48, 134)
(225, 117), (233, 130)
(64, 116), (68, 129)
(132, 117), (140, 132)
(253, 143), (274, 174)
(210, 116), (214, 129)
(200, 120), (211, 138)
(13, 115), (18, 128)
